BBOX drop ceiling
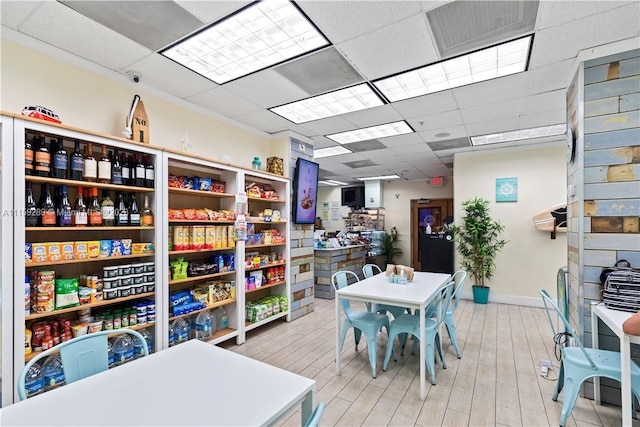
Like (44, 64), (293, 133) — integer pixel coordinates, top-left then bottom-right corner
(2, 1), (639, 185)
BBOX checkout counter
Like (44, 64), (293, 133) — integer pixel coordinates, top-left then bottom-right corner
(313, 232), (366, 299)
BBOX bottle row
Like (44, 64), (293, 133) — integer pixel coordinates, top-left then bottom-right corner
(25, 133), (154, 187)
(25, 183), (153, 227)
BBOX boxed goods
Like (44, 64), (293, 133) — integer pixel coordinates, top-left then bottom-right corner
(32, 243), (47, 263)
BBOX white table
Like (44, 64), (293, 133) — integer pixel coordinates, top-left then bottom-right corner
(335, 271), (451, 400)
(1, 339), (315, 426)
(591, 303), (640, 427)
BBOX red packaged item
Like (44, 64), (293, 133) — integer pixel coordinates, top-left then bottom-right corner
(183, 209), (197, 220)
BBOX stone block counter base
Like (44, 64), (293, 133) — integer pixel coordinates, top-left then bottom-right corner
(314, 245), (366, 299)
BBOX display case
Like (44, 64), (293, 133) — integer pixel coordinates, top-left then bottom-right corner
(344, 208), (385, 231)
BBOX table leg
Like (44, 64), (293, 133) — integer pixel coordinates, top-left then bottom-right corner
(591, 305), (600, 405)
(621, 334), (632, 427)
(300, 390), (313, 426)
(420, 304), (426, 400)
(335, 296), (341, 375)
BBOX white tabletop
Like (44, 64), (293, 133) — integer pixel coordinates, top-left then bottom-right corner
(1, 339), (315, 426)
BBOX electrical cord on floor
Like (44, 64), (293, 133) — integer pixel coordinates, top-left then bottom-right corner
(537, 360), (560, 381)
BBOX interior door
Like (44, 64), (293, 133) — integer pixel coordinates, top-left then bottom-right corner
(411, 199), (453, 271)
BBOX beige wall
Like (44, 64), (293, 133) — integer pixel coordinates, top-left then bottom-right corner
(0, 39), (287, 166)
(454, 143), (568, 305)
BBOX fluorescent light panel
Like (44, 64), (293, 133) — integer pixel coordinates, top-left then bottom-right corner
(318, 179), (348, 186)
(328, 180), (348, 185)
(269, 83), (384, 124)
(314, 146), (352, 158)
(318, 180), (339, 186)
(357, 174), (401, 181)
(326, 121), (413, 144)
(161, 0), (329, 84)
(471, 124), (566, 146)
(374, 35), (532, 102)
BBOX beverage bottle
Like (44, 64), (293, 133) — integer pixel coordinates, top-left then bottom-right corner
(134, 154), (145, 187)
(107, 339), (115, 368)
(144, 155), (154, 188)
(25, 136), (34, 175)
(171, 318), (190, 345)
(52, 137), (68, 179)
(141, 194), (153, 226)
(39, 183), (56, 227)
(112, 334), (135, 366)
(195, 310), (214, 342)
(97, 144), (111, 184)
(168, 322), (176, 347)
(88, 188), (103, 226)
(25, 275), (31, 316)
(69, 139), (84, 181)
(73, 186), (88, 226)
(216, 306), (228, 330)
(24, 361), (45, 398)
(128, 193), (140, 226)
(120, 152), (130, 186)
(82, 143), (97, 182)
(57, 185), (73, 226)
(25, 182), (39, 227)
(100, 190), (115, 226)
(42, 354), (66, 391)
(140, 328), (153, 354)
(132, 328), (153, 358)
(35, 134), (51, 177)
(116, 193), (129, 226)
(111, 149), (122, 185)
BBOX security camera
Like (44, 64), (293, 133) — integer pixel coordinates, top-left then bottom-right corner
(126, 71), (142, 84)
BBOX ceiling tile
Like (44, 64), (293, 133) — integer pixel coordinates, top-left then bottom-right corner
(232, 110), (295, 133)
(526, 58), (574, 95)
(418, 125), (468, 142)
(371, 132), (422, 148)
(408, 110), (463, 131)
(175, 1), (251, 23)
(390, 143), (431, 154)
(517, 109), (566, 129)
(343, 104), (403, 128)
(296, 116), (357, 135)
(460, 98), (523, 123)
(187, 86), (261, 117)
(1, 1), (42, 29)
(344, 159), (378, 168)
(390, 90), (459, 118)
(225, 69), (311, 109)
(521, 91), (566, 114)
(347, 139), (387, 153)
(536, 1), (634, 30)
(427, 137), (470, 151)
(452, 73), (528, 108)
(464, 117), (520, 136)
(18, 1), (152, 71)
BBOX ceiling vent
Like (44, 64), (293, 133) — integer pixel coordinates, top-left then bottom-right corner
(344, 159), (378, 169)
(427, 137), (471, 151)
(345, 139), (387, 153)
(427, 1), (539, 58)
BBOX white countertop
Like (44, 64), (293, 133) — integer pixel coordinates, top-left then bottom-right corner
(314, 244), (365, 251)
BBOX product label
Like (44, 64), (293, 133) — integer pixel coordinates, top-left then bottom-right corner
(129, 213), (140, 225)
(71, 157), (83, 172)
(53, 153), (68, 170)
(73, 211), (88, 226)
(118, 213), (129, 224)
(89, 211), (102, 225)
(25, 378), (45, 397)
(136, 166), (145, 179)
(25, 149), (34, 168)
(41, 210), (56, 225)
(111, 168), (122, 185)
(35, 152), (51, 172)
(122, 167), (130, 179)
(145, 168), (154, 180)
(59, 211), (73, 226)
(84, 159), (97, 178)
(142, 214), (153, 226)
(102, 206), (115, 220)
(220, 315), (228, 329)
(98, 162), (111, 180)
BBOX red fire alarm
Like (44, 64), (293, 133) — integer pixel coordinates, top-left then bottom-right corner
(430, 176), (444, 187)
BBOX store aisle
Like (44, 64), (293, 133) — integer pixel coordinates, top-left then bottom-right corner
(222, 298), (633, 427)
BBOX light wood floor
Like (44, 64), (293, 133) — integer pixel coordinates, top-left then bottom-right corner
(222, 298), (635, 426)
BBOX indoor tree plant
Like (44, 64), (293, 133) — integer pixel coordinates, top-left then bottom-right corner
(450, 197), (507, 304)
(381, 232), (402, 266)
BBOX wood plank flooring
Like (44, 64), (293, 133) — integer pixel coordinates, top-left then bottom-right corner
(221, 298), (637, 426)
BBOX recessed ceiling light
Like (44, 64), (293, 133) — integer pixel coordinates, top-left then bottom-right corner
(357, 174), (401, 181)
(318, 180), (339, 186)
(328, 180), (348, 185)
(471, 124), (566, 145)
(435, 132), (450, 138)
(161, 0), (330, 84)
(373, 35), (532, 102)
(269, 83), (384, 124)
(314, 146), (353, 158)
(326, 121), (414, 144)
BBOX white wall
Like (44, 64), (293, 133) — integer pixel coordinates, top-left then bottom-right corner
(454, 143), (568, 306)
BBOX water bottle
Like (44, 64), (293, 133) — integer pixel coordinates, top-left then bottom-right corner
(140, 328), (153, 354)
(24, 361), (44, 398)
(107, 339), (115, 368)
(168, 322), (176, 347)
(42, 354), (65, 391)
(216, 306), (228, 330)
(132, 330), (152, 358)
(112, 334), (135, 366)
(398, 267), (408, 285)
(195, 310), (214, 342)
(171, 318), (190, 345)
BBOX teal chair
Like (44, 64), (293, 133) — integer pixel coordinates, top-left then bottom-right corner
(303, 401), (326, 427)
(540, 290), (640, 426)
(382, 280), (455, 385)
(333, 270), (391, 378)
(425, 270), (467, 358)
(18, 329), (148, 400)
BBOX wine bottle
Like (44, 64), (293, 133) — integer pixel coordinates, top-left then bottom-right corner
(141, 194), (154, 226)
(134, 154), (145, 187)
(69, 139), (84, 181)
(100, 190), (115, 226)
(128, 193), (140, 226)
(111, 149), (122, 185)
(97, 145), (111, 184)
(39, 183), (56, 227)
(52, 137), (68, 179)
(57, 185), (73, 226)
(116, 193), (129, 226)
(120, 153), (130, 186)
(144, 155), (154, 188)
(35, 134), (51, 177)
(25, 182), (38, 227)
(25, 136), (34, 176)
(83, 143), (97, 182)
(72, 187), (88, 226)
(88, 187), (102, 226)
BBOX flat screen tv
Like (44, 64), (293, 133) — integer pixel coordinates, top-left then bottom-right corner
(292, 158), (319, 224)
(341, 186), (365, 207)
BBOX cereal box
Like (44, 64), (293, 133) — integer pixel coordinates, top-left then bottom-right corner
(191, 226), (205, 250)
(122, 239), (132, 256)
(61, 242), (75, 260)
(100, 240), (112, 258)
(25, 243), (32, 263)
(75, 241), (88, 259)
(111, 239), (123, 256)
(88, 241), (100, 258)
(47, 242), (62, 262)
(205, 226), (215, 249)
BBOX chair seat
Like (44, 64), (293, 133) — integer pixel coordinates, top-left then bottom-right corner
(390, 313), (438, 333)
(350, 311), (391, 325)
(564, 347), (640, 378)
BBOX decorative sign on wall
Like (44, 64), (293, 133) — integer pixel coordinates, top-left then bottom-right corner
(496, 177), (518, 202)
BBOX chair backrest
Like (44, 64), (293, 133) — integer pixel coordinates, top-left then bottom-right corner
(304, 401), (326, 427)
(332, 270), (360, 318)
(427, 280), (455, 326)
(362, 263), (382, 279)
(450, 270), (468, 311)
(540, 289), (596, 369)
(18, 329), (148, 400)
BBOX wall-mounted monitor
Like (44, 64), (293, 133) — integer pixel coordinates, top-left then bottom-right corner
(341, 186), (365, 207)
(292, 158), (319, 224)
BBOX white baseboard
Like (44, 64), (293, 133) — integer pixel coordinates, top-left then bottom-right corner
(459, 291), (544, 308)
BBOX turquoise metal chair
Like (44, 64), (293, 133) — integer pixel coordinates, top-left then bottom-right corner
(425, 270), (467, 358)
(18, 329), (148, 400)
(303, 401), (326, 427)
(540, 290), (640, 426)
(382, 280), (455, 385)
(333, 270), (391, 378)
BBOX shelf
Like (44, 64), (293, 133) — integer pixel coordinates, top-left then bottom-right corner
(26, 175), (154, 193)
(26, 252), (155, 267)
(26, 226), (154, 231)
(245, 262), (286, 272)
(247, 196), (286, 203)
(247, 220), (287, 224)
(168, 187), (234, 198)
(168, 298), (236, 321)
(247, 243), (286, 249)
(245, 280), (286, 294)
(169, 248), (233, 255)
(245, 311), (287, 332)
(168, 220), (234, 225)
(25, 292), (155, 321)
(208, 327), (238, 345)
(169, 271), (235, 285)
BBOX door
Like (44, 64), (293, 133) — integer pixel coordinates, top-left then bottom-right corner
(411, 199), (453, 271)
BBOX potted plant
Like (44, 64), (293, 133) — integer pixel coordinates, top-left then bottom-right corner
(450, 197), (507, 304)
(381, 232), (402, 266)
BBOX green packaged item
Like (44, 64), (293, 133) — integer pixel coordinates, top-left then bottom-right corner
(55, 277), (80, 309)
(170, 257), (188, 280)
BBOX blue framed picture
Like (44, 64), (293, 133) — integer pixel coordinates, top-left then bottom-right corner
(496, 177), (518, 202)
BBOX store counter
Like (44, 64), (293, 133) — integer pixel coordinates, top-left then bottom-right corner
(314, 245), (366, 299)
